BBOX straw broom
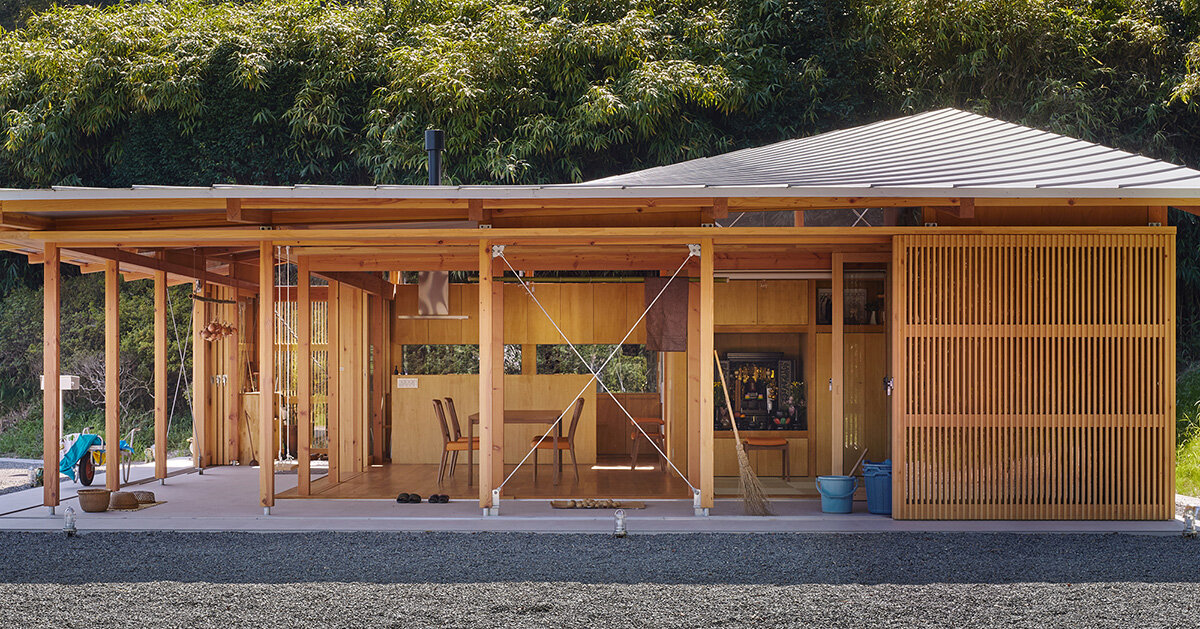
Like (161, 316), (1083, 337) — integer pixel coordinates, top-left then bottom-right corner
(714, 351), (772, 516)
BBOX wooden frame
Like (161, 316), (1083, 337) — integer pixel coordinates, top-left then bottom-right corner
(20, 187), (1182, 521)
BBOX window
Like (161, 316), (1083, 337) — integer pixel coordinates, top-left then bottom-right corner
(535, 344), (658, 392)
(401, 345), (521, 375)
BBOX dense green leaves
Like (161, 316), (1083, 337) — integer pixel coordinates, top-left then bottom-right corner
(0, 0), (1197, 365)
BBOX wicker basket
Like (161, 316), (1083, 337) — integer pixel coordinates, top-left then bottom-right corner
(131, 490), (156, 504)
(109, 491), (140, 510)
(77, 488), (110, 513)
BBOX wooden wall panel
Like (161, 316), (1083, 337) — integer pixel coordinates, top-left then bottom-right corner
(892, 232), (1175, 520)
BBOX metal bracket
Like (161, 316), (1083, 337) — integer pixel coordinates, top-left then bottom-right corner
(479, 224), (492, 229)
(1149, 222), (1163, 227)
(485, 488), (501, 516)
(687, 243), (702, 257)
(692, 488), (708, 516)
(700, 223), (717, 228)
(924, 222), (938, 227)
(491, 244), (505, 258)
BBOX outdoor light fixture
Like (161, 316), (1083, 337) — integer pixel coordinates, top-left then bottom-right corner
(63, 507), (77, 537)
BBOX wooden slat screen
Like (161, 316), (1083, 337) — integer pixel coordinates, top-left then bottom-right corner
(892, 233), (1175, 520)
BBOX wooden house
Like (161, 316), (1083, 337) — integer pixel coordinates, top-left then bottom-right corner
(3, 109), (1194, 519)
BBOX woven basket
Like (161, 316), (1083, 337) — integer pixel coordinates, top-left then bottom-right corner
(131, 490), (156, 504)
(109, 491), (140, 510)
(77, 488), (110, 513)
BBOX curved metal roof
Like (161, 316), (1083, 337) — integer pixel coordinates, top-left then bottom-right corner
(586, 108), (1200, 191)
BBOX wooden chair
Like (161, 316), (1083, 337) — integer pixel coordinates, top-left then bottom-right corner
(629, 417), (667, 471)
(531, 398), (585, 482)
(443, 397), (471, 442)
(743, 437), (789, 481)
(433, 399), (477, 485)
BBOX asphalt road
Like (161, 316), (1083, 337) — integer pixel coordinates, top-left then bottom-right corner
(0, 532), (1197, 627)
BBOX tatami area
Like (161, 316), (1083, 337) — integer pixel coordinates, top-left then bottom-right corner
(0, 465), (1183, 534)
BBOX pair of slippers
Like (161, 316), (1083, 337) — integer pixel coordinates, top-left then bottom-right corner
(396, 493), (450, 504)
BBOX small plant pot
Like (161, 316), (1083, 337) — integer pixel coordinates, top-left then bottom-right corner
(77, 488), (111, 513)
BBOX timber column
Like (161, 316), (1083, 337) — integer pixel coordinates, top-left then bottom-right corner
(153, 266), (167, 480)
(478, 241), (504, 511)
(258, 242), (276, 511)
(42, 244), (60, 511)
(698, 238), (714, 510)
(104, 260), (120, 491)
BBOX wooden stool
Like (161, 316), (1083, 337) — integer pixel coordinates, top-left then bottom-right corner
(630, 417), (666, 471)
(743, 437), (789, 481)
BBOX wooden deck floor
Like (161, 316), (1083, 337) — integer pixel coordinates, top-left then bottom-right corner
(277, 458), (822, 500)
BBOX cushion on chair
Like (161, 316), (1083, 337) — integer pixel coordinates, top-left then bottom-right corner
(744, 437), (788, 447)
(631, 430), (665, 440)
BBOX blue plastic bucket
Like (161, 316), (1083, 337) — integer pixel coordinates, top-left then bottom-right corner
(815, 475), (858, 513)
(862, 459), (892, 515)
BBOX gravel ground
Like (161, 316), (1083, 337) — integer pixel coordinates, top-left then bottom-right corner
(0, 532), (1197, 627)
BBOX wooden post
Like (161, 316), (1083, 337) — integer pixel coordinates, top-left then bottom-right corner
(297, 256), (312, 495)
(104, 261), (120, 491)
(479, 242), (494, 508)
(686, 279), (700, 487)
(191, 282), (207, 469)
(490, 269), (505, 487)
(327, 280), (340, 483)
(153, 267), (167, 480)
(369, 293), (384, 465)
(42, 244), (60, 509)
(699, 238), (715, 509)
(258, 242), (275, 508)
(831, 252), (844, 474)
(521, 344), (537, 374)
(478, 241), (504, 508)
(225, 295), (241, 464)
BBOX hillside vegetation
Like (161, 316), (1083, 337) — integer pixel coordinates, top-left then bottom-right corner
(0, 0), (1197, 478)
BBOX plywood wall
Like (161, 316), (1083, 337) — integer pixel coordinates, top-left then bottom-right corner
(392, 283), (647, 346)
(892, 232), (1175, 520)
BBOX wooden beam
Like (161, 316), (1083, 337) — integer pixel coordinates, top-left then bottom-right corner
(699, 238), (714, 510)
(1149, 205), (1168, 223)
(297, 256), (312, 495)
(0, 204), (54, 230)
(65, 247), (255, 291)
(1174, 206), (1200, 216)
(313, 271), (390, 297)
(104, 260), (120, 491)
(192, 282), (208, 469)
(154, 266), (168, 479)
(42, 244), (60, 509)
(468, 199), (489, 223)
(258, 242), (275, 508)
(226, 199), (271, 224)
(958, 197), (975, 219)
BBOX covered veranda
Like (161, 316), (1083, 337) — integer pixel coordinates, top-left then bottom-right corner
(4, 109), (1195, 521)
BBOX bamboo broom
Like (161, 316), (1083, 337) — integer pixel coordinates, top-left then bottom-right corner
(714, 351), (772, 516)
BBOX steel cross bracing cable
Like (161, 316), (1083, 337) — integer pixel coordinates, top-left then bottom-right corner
(493, 246), (700, 495)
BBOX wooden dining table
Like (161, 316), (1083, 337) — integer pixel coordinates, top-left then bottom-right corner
(466, 410), (566, 485)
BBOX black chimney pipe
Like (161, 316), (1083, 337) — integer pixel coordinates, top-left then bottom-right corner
(425, 129), (444, 186)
